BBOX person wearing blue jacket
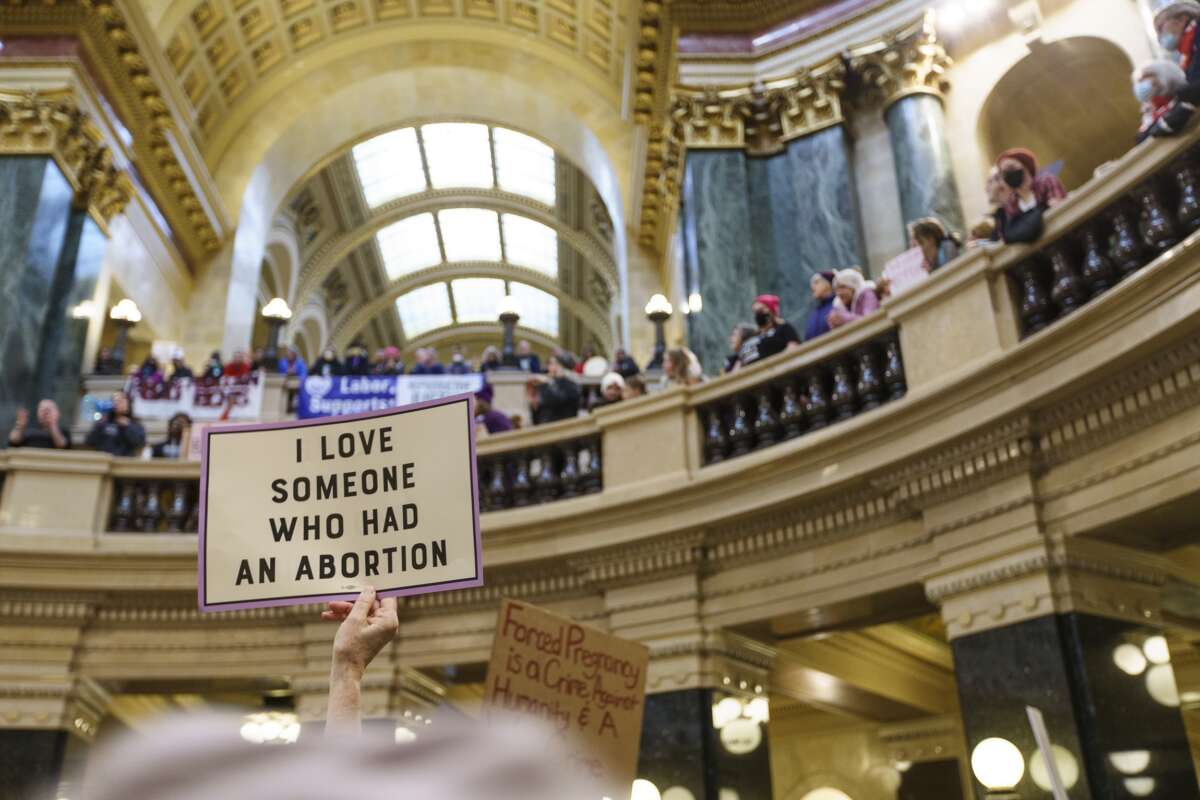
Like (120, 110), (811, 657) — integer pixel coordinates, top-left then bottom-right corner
(803, 271), (837, 342)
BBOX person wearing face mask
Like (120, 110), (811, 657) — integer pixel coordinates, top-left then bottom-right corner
(447, 345), (472, 375)
(1155, 1), (1200, 87)
(734, 294), (801, 370)
(991, 148), (1067, 245)
(1134, 60), (1194, 142)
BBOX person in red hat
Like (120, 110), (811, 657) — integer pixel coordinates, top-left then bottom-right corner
(734, 293), (801, 370)
(991, 148), (1067, 244)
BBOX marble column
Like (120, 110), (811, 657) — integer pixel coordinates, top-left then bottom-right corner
(637, 689), (773, 800)
(0, 729), (69, 798)
(748, 125), (866, 307)
(953, 612), (1197, 799)
(680, 150), (757, 375)
(0, 156), (76, 430)
(885, 93), (965, 243)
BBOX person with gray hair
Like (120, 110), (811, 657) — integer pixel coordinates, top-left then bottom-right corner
(81, 587), (603, 800)
(1133, 59), (1194, 142)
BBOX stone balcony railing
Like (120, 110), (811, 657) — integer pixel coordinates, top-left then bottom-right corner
(2, 127), (1200, 642)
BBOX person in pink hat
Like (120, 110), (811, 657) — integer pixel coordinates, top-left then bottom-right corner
(733, 293), (801, 370)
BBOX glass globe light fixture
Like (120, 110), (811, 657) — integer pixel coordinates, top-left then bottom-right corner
(971, 737), (1024, 796)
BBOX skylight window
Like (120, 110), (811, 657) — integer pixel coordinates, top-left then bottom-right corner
(509, 282), (559, 337)
(376, 213), (442, 280)
(451, 278), (506, 323)
(439, 208), (502, 262)
(395, 283), (453, 337)
(494, 128), (556, 206)
(352, 128), (426, 208)
(421, 123), (493, 190)
(501, 214), (558, 277)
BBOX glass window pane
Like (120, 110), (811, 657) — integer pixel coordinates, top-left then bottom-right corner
(352, 128), (426, 208)
(502, 214), (558, 277)
(451, 277), (506, 323)
(376, 213), (442, 280)
(439, 208), (501, 262)
(396, 283), (453, 338)
(494, 127), (556, 206)
(421, 123), (493, 189)
(509, 282), (558, 337)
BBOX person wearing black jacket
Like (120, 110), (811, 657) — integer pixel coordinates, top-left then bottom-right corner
(527, 355), (580, 425)
(86, 391), (146, 457)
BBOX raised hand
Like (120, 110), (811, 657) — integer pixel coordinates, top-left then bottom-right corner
(326, 586), (399, 678)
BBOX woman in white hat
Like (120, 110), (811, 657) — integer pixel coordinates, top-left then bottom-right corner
(1155, 0), (1200, 82)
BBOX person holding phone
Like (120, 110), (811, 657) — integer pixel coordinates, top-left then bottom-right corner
(85, 390), (146, 457)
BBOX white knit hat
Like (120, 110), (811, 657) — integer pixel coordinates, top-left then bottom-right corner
(834, 268), (865, 293)
(1152, 0), (1200, 25)
(601, 371), (626, 392)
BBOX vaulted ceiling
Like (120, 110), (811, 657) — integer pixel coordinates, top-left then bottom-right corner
(276, 121), (618, 357)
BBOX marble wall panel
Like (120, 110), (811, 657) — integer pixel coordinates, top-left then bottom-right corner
(953, 613), (1199, 799)
(0, 157), (73, 430)
(748, 126), (867, 321)
(681, 150), (757, 375)
(886, 94), (966, 244)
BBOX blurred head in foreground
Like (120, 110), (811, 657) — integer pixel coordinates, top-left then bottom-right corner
(84, 711), (602, 800)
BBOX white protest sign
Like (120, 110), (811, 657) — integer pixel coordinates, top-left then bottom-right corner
(197, 393), (482, 611)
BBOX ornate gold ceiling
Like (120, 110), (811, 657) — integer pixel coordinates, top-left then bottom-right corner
(162, 0), (630, 148)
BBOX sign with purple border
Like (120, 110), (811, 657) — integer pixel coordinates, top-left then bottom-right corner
(197, 393), (483, 612)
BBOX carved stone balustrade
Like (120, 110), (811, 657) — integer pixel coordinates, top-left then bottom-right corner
(1000, 137), (1200, 338)
(477, 430), (603, 512)
(693, 327), (904, 467)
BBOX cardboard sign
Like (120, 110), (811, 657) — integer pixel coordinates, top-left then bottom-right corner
(882, 246), (931, 297)
(197, 393), (482, 612)
(484, 599), (649, 799)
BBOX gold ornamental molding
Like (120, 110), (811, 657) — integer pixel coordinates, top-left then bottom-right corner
(0, 91), (133, 231)
(848, 10), (952, 108)
(669, 57), (847, 155)
(3, 0), (223, 261)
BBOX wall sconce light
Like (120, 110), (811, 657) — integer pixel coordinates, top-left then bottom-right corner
(970, 737), (1024, 798)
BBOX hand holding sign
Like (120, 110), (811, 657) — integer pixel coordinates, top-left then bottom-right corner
(198, 394), (483, 612)
(327, 586), (400, 677)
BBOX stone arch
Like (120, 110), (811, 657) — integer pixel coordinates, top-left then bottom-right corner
(978, 36), (1140, 190)
(204, 39), (633, 356)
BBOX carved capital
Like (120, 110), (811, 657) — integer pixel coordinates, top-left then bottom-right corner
(669, 58), (846, 156)
(0, 90), (132, 230)
(850, 11), (952, 108)
(926, 539), (1168, 639)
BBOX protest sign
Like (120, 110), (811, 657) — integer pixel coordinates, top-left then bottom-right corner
(882, 246), (931, 297)
(298, 374), (483, 419)
(484, 599), (649, 799)
(127, 375), (265, 420)
(197, 393), (482, 612)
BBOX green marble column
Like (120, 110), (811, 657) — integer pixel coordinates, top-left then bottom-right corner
(680, 150), (758, 376)
(0, 156), (107, 430)
(885, 94), (965, 243)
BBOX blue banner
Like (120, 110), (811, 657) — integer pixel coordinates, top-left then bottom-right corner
(297, 374), (483, 418)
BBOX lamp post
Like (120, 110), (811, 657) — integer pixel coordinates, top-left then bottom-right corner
(261, 297), (293, 372)
(108, 299), (142, 370)
(644, 293), (673, 370)
(498, 295), (521, 369)
(970, 737), (1025, 799)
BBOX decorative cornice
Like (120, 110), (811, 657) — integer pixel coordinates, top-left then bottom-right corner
(0, 90), (132, 230)
(848, 10), (951, 108)
(3, 0), (223, 260)
(669, 57), (847, 156)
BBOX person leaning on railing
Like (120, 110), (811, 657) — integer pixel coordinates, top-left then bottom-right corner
(1133, 59), (1194, 143)
(827, 269), (881, 330)
(732, 294), (801, 371)
(991, 148), (1067, 245)
(7, 399), (71, 450)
